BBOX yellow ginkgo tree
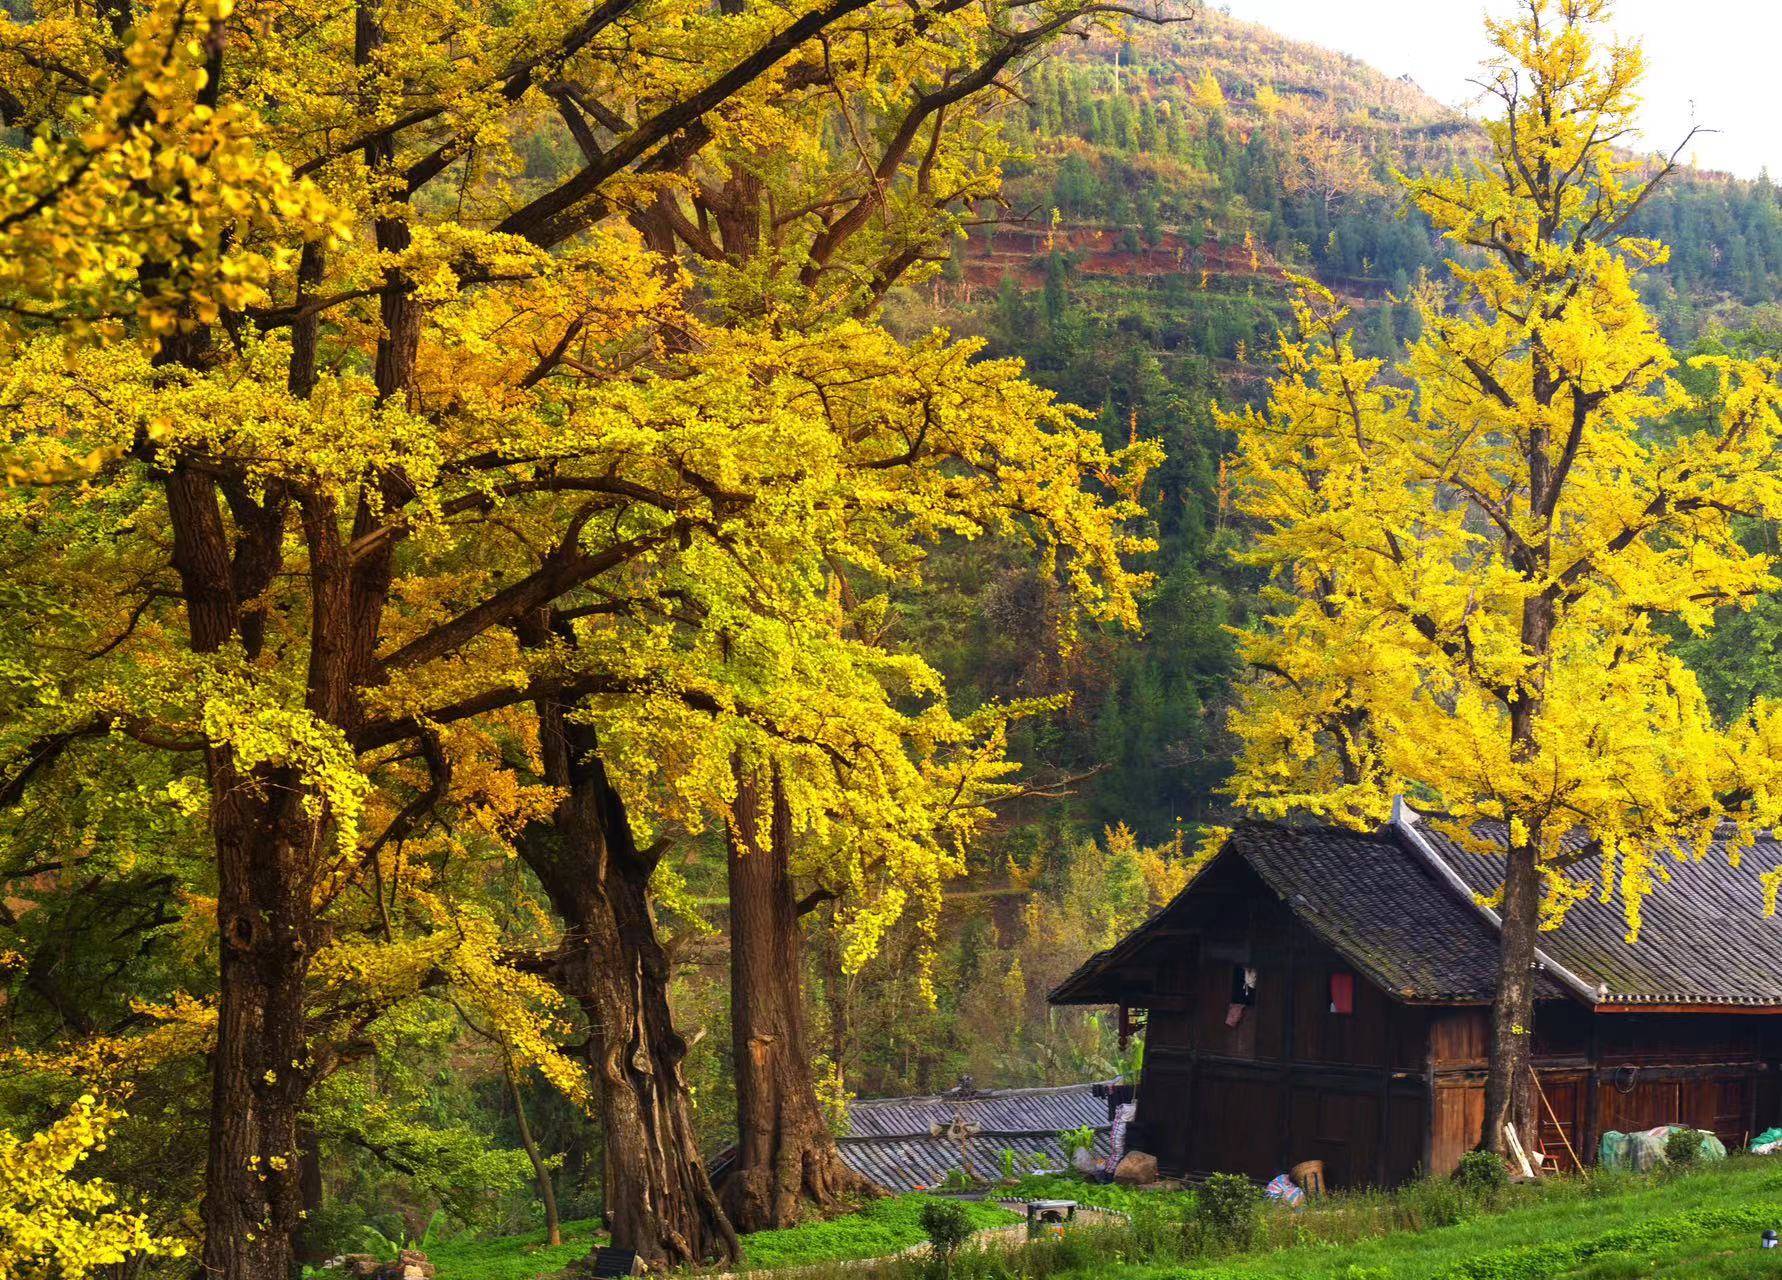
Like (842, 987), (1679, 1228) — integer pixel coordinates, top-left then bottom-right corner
(1223, 0), (1782, 1159)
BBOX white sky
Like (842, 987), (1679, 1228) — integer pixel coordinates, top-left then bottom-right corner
(1224, 0), (1780, 179)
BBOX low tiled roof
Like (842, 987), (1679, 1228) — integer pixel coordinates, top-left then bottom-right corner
(1235, 822), (1563, 1003)
(1050, 822), (1552, 1006)
(838, 1132), (1109, 1193)
(846, 1080), (1111, 1138)
(835, 1081), (1114, 1192)
(707, 1080), (1115, 1194)
(1417, 820), (1782, 1008)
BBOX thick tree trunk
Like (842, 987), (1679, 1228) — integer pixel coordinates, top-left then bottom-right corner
(523, 696), (737, 1269)
(1481, 838), (1542, 1162)
(1479, 586), (1553, 1164)
(201, 770), (319, 1280)
(164, 458), (319, 1280)
(720, 768), (877, 1232)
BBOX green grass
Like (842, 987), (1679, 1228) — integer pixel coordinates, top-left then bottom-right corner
(737, 1193), (1021, 1271)
(1004, 1174), (1194, 1218)
(424, 1194), (1019, 1279)
(1049, 1158), (1782, 1280)
(421, 1160), (1782, 1279)
(425, 1216), (605, 1280)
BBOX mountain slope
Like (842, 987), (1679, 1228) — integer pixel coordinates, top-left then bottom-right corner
(916, 7), (1782, 338)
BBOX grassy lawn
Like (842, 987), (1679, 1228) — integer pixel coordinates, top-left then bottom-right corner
(738, 1194), (1019, 1271)
(1005, 1174), (1194, 1218)
(426, 1217), (607, 1280)
(1119, 1159), (1782, 1280)
(421, 1160), (1782, 1279)
(423, 1193), (1018, 1279)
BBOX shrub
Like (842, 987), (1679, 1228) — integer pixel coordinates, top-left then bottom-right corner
(1394, 1175), (1467, 1230)
(1058, 1126), (1096, 1164)
(1453, 1150), (1510, 1198)
(920, 1199), (976, 1263)
(1664, 1128), (1701, 1166)
(1193, 1172), (1260, 1253)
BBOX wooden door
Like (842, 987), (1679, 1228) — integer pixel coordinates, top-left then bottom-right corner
(1532, 1072), (1586, 1170)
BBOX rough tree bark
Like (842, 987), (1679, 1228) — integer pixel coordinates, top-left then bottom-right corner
(1480, 837), (1542, 1163)
(521, 689), (737, 1268)
(719, 768), (877, 1232)
(200, 764), (321, 1280)
(1479, 545), (1554, 1161)
(159, 406), (324, 1280)
(296, 1125), (329, 1269)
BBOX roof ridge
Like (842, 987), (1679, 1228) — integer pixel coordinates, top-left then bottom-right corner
(841, 1124), (1112, 1146)
(1389, 798), (1606, 1006)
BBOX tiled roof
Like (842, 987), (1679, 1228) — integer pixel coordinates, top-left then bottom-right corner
(1417, 819), (1782, 1008)
(1051, 822), (1550, 1005)
(835, 1082), (1114, 1192)
(1235, 822), (1564, 1003)
(707, 1081), (1116, 1194)
(846, 1080), (1111, 1138)
(839, 1132), (1109, 1193)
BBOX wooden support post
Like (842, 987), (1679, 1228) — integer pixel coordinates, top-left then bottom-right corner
(1504, 1123), (1534, 1178)
(1184, 1048), (1200, 1173)
(1422, 1013), (1437, 1177)
(1280, 929), (1297, 1173)
(1746, 1065), (1761, 1150)
(1377, 1066), (1392, 1186)
(1582, 1018), (1601, 1168)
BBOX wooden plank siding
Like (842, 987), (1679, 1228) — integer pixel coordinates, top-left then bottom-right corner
(1425, 1006), (1779, 1175)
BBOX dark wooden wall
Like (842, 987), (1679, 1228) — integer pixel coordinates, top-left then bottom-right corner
(1132, 857), (1429, 1188)
(1427, 1004), (1780, 1176)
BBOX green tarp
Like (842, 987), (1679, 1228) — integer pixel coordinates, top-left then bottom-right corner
(1597, 1126), (1726, 1172)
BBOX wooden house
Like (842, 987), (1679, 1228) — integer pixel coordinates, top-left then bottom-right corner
(1048, 803), (1782, 1187)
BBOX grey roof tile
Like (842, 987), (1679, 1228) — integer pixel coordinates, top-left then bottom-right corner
(1052, 822), (1560, 1005)
(1419, 821), (1782, 1007)
(835, 1081), (1114, 1191)
(708, 1080), (1116, 1194)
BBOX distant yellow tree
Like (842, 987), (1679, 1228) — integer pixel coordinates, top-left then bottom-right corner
(1191, 68), (1227, 111)
(1223, 0), (1782, 1158)
(1286, 102), (1383, 214)
(1254, 83), (1285, 116)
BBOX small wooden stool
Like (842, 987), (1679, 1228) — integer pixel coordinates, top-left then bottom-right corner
(1290, 1159), (1326, 1198)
